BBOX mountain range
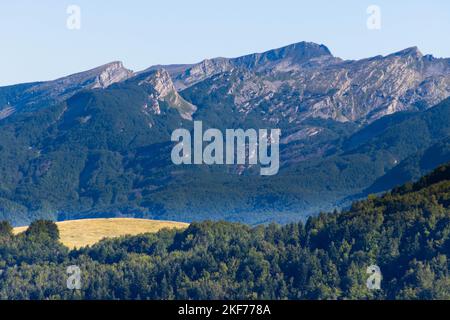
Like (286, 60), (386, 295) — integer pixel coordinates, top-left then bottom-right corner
(1, 41), (450, 225)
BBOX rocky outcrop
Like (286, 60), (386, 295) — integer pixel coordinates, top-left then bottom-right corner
(137, 69), (197, 120)
(179, 44), (450, 123)
(1, 61), (134, 113)
(91, 61), (134, 89)
(3, 42), (450, 125)
(152, 42), (338, 90)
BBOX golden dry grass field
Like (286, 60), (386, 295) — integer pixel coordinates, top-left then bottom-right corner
(14, 218), (189, 249)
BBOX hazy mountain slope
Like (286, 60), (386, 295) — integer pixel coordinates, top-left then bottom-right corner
(0, 76), (191, 225)
(366, 137), (450, 193)
(284, 98), (450, 205)
(2, 95), (447, 226)
(1, 42), (450, 225)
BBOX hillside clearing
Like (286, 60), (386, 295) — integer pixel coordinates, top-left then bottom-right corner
(14, 218), (189, 249)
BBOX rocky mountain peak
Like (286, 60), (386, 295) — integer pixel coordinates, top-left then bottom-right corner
(92, 61), (134, 89)
(232, 41), (333, 69)
(4, 42), (450, 126)
(28, 61), (134, 94)
(0, 61), (134, 114)
(150, 41), (337, 90)
(137, 68), (197, 120)
(243, 42), (331, 62)
(180, 43), (450, 124)
(389, 46), (424, 59)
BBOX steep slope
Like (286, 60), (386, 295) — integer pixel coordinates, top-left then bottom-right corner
(131, 69), (197, 120)
(180, 46), (450, 125)
(1, 96), (448, 226)
(0, 61), (133, 118)
(365, 137), (450, 193)
(155, 41), (337, 90)
(282, 97), (450, 206)
(0, 76), (191, 225)
(0, 42), (450, 225)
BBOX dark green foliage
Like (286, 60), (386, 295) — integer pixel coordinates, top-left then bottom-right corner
(0, 221), (12, 238)
(0, 164), (449, 300)
(25, 220), (59, 241)
(1, 80), (450, 225)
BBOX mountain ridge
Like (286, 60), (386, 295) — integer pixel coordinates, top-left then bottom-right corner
(1, 41), (450, 225)
(3, 41), (450, 124)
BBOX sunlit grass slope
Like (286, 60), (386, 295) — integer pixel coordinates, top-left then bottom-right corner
(14, 218), (189, 249)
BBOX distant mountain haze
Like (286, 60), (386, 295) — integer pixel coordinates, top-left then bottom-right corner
(0, 41), (450, 225)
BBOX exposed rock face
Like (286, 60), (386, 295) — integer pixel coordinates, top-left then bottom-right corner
(173, 58), (233, 90)
(150, 42), (338, 90)
(91, 61), (134, 89)
(2, 42), (450, 224)
(29, 61), (134, 98)
(136, 69), (197, 120)
(230, 41), (335, 71)
(0, 61), (134, 115)
(139, 69), (178, 99)
(176, 44), (450, 123)
(2, 41), (450, 125)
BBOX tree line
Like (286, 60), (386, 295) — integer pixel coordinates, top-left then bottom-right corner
(0, 164), (449, 300)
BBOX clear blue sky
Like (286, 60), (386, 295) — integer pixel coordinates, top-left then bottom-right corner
(1, 0), (449, 86)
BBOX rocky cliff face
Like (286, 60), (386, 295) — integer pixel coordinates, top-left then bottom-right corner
(176, 43), (450, 124)
(91, 61), (134, 89)
(136, 69), (197, 120)
(0, 61), (134, 117)
(157, 42), (338, 90)
(2, 41), (450, 125)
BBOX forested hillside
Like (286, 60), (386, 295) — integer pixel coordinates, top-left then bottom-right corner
(0, 163), (449, 300)
(2, 43), (450, 225)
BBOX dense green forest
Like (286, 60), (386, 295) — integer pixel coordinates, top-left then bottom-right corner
(1, 75), (450, 225)
(0, 163), (449, 300)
